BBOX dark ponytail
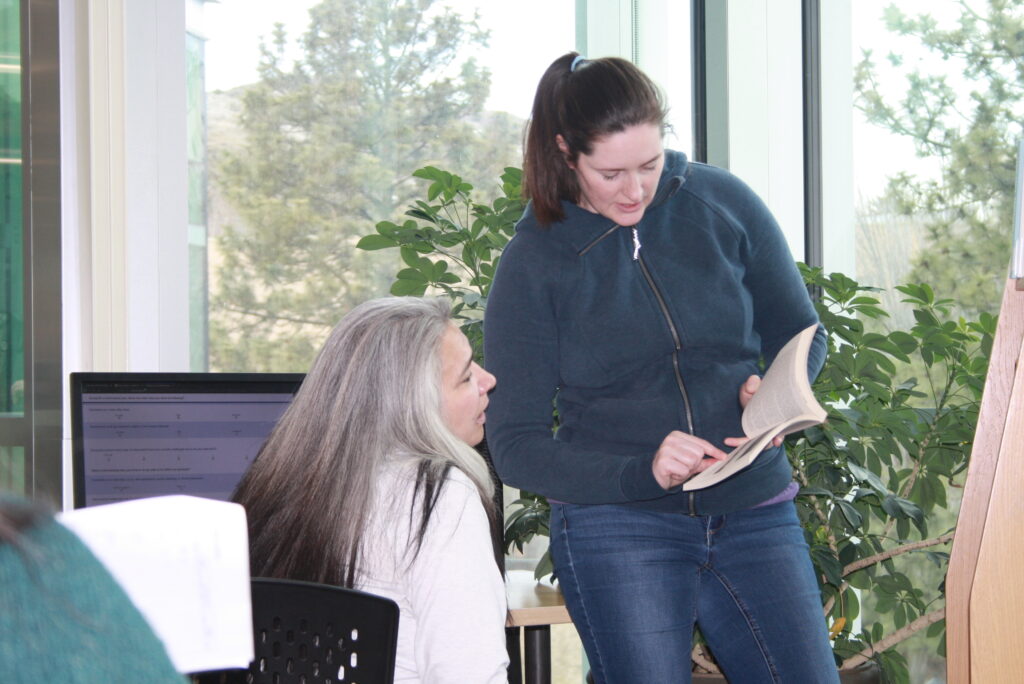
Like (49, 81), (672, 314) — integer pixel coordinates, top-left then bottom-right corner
(522, 52), (668, 226)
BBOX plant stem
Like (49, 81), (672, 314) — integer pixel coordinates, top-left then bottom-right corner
(795, 463), (840, 556)
(822, 532), (953, 615)
(843, 532), (953, 575)
(840, 607), (946, 669)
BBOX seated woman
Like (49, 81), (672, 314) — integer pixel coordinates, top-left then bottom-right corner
(0, 495), (185, 683)
(232, 296), (508, 684)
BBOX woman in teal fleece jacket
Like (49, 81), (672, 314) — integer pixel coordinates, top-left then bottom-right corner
(484, 53), (838, 683)
(0, 496), (185, 684)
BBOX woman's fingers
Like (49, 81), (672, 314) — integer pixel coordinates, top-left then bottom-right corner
(724, 433), (784, 448)
(652, 431), (728, 489)
(738, 374), (761, 409)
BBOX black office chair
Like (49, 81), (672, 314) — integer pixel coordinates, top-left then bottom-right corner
(194, 577), (399, 684)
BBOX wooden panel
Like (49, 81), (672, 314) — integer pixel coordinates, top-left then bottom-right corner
(970, 329), (1024, 681)
(946, 279), (1024, 683)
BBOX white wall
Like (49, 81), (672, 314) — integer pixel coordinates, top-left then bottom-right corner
(67, 0), (189, 377)
(60, 0), (191, 505)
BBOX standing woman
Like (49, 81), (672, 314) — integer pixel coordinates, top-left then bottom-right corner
(233, 296), (508, 684)
(484, 53), (838, 683)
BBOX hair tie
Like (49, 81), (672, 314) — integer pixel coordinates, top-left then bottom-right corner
(570, 55), (586, 72)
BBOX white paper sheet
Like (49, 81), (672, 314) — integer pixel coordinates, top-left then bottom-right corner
(58, 495), (254, 674)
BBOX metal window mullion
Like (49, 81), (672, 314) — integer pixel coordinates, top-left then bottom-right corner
(21, 0), (63, 503)
(691, 0), (707, 163)
(802, 0), (823, 269)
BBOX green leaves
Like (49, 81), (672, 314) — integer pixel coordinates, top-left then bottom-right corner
(355, 234), (398, 251)
(792, 265), (992, 678)
(357, 164), (525, 360)
(503, 490), (554, 580)
(413, 166), (474, 201)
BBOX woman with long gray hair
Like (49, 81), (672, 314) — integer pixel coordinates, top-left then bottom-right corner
(232, 296), (507, 683)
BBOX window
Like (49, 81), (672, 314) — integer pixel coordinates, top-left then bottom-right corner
(831, 0), (1006, 318)
(700, 0), (806, 255)
(186, 4), (695, 681)
(192, 0), (696, 375)
(0, 1), (22, 419)
(0, 0), (23, 493)
(0, 0), (61, 502)
(818, 3), (1005, 680)
(193, 0), (577, 373)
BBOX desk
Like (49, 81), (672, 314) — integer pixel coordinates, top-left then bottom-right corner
(506, 570), (572, 684)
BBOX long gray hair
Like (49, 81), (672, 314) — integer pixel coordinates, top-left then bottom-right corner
(233, 296), (497, 586)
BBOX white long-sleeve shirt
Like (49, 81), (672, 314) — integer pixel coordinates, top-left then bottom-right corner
(359, 463), (509, 684)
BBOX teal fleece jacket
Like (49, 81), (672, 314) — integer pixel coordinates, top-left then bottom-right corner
(483, 150), (826, 515)
(0, 505), (185, 684)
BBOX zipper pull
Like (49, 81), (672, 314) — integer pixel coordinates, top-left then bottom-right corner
(631, 227), (641, 260)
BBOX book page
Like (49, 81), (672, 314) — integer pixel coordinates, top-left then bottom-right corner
(682, 324), (826, 491)
(740, 324), (825, 437)
(59, 495), (254, 674)
(683, 415), (822, 490)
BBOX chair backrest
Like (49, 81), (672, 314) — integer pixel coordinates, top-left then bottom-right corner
(250, 578), (399, 684)
(195, 577), (399, 684)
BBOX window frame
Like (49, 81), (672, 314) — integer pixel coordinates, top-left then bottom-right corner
(0, 0), (64, 504)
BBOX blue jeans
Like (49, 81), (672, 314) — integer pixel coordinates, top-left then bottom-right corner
(550, 500), (839, 684)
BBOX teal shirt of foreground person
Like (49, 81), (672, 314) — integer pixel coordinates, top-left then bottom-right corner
(0, 501), (186, 684)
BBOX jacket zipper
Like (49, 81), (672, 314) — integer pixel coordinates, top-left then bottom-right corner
(630, 228), (695, 435)
(631, 228), (699, 515)
(577, 229), (698, 448)
(573, 174), (696, 511)
(578, 223), (620, 256)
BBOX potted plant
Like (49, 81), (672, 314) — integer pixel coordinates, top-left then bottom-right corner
(359, 166), (994, 684)
(355, 165), (523, 360)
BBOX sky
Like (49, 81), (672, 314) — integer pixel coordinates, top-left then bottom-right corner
(848, 0), (968, 199)
(198, 0), (973, 203)
(200, 0), (575, 120)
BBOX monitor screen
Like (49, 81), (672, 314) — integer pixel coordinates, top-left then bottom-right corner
(71, 372), (304, 509)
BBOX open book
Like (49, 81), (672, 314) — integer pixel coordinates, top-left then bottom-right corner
(683, 324), (826, 491)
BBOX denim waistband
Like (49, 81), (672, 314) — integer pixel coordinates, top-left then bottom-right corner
(549, 480), (797, 511)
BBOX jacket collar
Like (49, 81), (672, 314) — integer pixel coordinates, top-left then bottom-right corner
(522, 149), (690, 253)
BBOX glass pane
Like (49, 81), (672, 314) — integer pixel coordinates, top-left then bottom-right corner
(844, 1), (1005, 321)
(189, 4), (587, 680)
(819, 3), (1005, 681)
(0, 0), (23, 416)
(190, 0), (574, 373)
(0, 445), (25, 493)
(186, 29), (209, 371)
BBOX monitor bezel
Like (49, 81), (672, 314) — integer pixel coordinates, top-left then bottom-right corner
(70, 371), (304, 509)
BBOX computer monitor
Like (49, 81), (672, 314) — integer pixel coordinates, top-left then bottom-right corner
(71, 372), (304, 509)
